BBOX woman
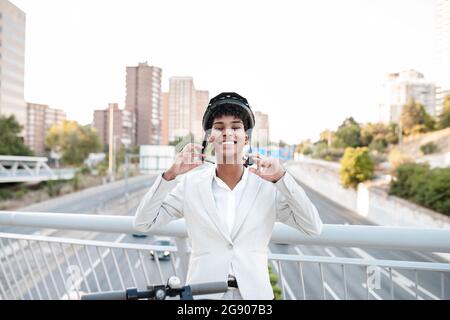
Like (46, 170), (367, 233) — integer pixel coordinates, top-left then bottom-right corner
(133, 92), (323, 300)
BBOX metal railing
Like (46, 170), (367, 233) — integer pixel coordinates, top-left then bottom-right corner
(0, 211), (449, 300)
(0, 232), (180, 300)
(0, 155), (75, 183)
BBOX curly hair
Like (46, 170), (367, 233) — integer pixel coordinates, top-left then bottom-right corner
(207, 103), (253, 132)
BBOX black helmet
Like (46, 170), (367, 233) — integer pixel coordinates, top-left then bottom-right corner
(202, 92), (255, 132)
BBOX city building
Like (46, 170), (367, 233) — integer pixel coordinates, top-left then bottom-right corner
(435, 0), (450, 116)
(25, 103), (66, 155)
(253, 111), (270, 146)
(93, 103), (133, 151)
(168, 77), (196, 143)
(0, 0), (26, 131)
(167, 77), (209, 144)
(160, 92), (169, 145)
(194, 90), (209, 142)
(379, 70), (436, 123)
(125, 62), (162, 146)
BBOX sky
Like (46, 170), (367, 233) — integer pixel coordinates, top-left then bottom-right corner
(11, 0), (439, 144)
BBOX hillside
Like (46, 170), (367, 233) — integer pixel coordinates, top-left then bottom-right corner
(397, 128), (450, 159)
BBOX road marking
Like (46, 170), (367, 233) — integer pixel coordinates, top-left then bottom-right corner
(361, 283), (382, 300)
(269, 249), (295, 300)
(62, 233), (127, 299)
(134, 260), (141, 270)
(350, 247), (439, 300)
(324, 282), (340, 300)
(295, 246), (341, 300)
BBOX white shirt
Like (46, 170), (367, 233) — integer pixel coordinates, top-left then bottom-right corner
(211, 166), (249, 277)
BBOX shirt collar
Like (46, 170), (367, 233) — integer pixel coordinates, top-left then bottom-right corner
(212, 165), (248, 191)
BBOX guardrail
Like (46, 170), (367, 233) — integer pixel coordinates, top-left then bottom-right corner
(0, 211), (449, 300)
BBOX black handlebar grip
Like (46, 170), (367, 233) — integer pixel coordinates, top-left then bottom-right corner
(189, 282), (228, 296)
(81, 290), (127, 300)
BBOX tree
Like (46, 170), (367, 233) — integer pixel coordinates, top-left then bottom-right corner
(386, 123), (400, 145)
(278, 140), (288, 148)
(333, 117), (361, 148)
(360, 122), (397, 152)
(438, 95), (450, 129)
(400, 99), (435, 136)
(319, 129), (336, 147)
(46, 121), (103, 166)
(0, 115), (33, 156)
(339, 147), (375, 189)
(295, 139), (312, 155)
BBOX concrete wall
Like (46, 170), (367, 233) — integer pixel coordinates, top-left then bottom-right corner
(286, 159), (357, 213)
(285, 159), (450, 229)
(416, 151), (450, 168)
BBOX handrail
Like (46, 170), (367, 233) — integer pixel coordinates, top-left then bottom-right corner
(1, 211), (450, 253)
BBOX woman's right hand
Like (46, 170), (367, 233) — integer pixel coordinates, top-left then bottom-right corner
(163, 143), (205, 181)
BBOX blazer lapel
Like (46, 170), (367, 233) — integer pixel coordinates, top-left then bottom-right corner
(197, 167), (233, 244)
(231, 172), (262, 240)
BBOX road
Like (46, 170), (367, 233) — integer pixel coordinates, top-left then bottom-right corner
(0, 172), (448, 300)
(269, 176), (449, 300)
(0, 174), (176, 300)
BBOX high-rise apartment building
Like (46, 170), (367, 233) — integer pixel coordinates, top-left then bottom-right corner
(0, 0), (26, 130)
(436, 0), (450, 115)
(379, 70), (436, 123)
(160, 92), (170, 145)
(194, 90), (209, 142)
(125, 62), (162, 146)
(25, 103), (66, 155)
(93, 103), (133, 151)
(168, 77), (196, 143)
(167, 77), (209, 143)
(253, 111), (270, 146)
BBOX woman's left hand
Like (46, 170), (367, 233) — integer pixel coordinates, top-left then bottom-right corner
(247, 153), (286, 183)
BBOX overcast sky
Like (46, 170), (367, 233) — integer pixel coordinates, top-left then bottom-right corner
(12, 0), (438, 144)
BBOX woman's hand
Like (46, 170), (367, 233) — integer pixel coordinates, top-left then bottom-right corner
(163, 143), (205, 181)
(247, 153), (286, 183)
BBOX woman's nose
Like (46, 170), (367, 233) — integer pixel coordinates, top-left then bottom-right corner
(223, 129), (234, 136)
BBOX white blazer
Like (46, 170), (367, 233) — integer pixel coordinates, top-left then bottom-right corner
(133, 164), (323, 300)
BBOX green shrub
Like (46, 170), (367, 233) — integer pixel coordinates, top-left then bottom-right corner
(0, 187), (28, 201)
(79, 165), (91, 175)
(96, 162), (108, 177)
(13, 187), (28, 199)
(268, 265), (283, 300)
(302, 147), (313, 156)
(368, 139), (388, 153)
(389, 163), (450, 215)
(312, 145), (344, 162)
(0, 189), (14, 200)
(71, 173), (81, 191)
(339, 147), (375, 189)
(420, 142), (439, 155)
(45, 180), (64, 197)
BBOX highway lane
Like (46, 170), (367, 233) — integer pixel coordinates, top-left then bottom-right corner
(1, 171), (448, 300)
(269, 177), (449, 300)
(0, 174), (154, 235)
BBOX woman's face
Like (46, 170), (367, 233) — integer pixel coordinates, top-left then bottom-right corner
(209, 115), (247, 164)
